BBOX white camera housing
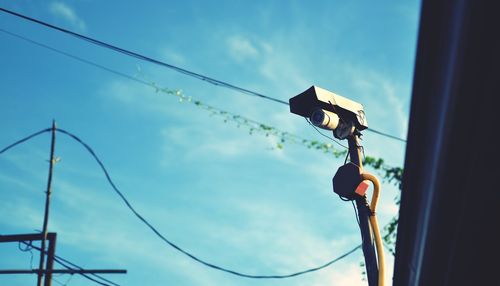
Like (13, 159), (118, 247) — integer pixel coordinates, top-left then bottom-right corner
(289, 86), (368, 134)
(311, 109), (356, 139)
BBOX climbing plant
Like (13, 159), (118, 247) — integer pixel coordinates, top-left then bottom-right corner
(142, 73), (403, 255)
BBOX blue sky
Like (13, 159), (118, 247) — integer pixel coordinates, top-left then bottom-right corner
(0, 1), (420, 285)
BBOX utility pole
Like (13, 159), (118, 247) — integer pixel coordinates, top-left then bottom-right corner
(37, 120), (56, 286)
(0, 120), (126, 286)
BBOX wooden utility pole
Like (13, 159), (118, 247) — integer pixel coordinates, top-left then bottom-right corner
(0, 120), (126, 285)
(37, 120), (57, 286)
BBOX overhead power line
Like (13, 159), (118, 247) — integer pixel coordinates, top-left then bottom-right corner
(0, 28), (406, 172)
(51, 256), (117, 286)
(0, 28), (148, 87)
(0, 28), (407, 169)
(56, 128), (362, 279)
(0, 7), (286, 105)
(0, 128), (51, 154)
(2, 28), (408, 174)
(0, 234), (119, 286)
(0, 7), (407, 142)
(0, 28), (348, 154)
(0, 129), (362, 279)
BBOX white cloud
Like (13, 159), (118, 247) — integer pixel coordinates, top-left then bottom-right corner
(0, 198), (42, 230)
(196, 198), (366, 285)
(94, 56), (399, 286)
(160, 49), (187, 65)
(100, 79), (297, 161)
(345, 64), (410, 139)
(258, 52), (310, 93)
(227, 35), (259, 62)
(49, 1), (86, 32)
(382, 81), (409, 138)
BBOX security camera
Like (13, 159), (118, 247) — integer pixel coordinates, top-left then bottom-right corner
(289, 86), (368, 139)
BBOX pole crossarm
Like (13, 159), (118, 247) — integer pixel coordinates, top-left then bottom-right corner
(0, 233), (46, 242)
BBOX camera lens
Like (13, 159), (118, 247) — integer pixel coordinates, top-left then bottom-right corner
(311, 110), (325, 126)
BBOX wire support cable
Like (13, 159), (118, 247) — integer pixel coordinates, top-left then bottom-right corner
(0, 28), (346, 158)
(0, 28), (150, 87)
(0, 128), (51, 155)
(0, 127), (362, 279)
(55, 128), (362, 279)
(0, 8), (406, 142)
(0, 8), (287, 106)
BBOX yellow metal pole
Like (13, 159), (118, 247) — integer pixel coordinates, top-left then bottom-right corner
(361, 173), (385, 286)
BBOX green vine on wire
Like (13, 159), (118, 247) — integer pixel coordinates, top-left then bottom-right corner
(144, 78), (347, 158)
(142, 72), (403, 255)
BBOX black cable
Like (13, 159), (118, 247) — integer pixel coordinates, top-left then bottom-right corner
(51, 255), (120, 286)
(355, 198), (378, 285)
(51, 275), (74, 286)
(18, 240), (33, 252)
(0, 127), (362, 279)
(51, 272), (73, 286)
(51, 277), (65, 286)
(56, 128), (362, 279)
(0, 28), (303, 154)
(0, 128), (51, 155)
(20, 232), (119, 286)
(366, 128), (406, 143)
(304, 118), (348, 149)
(0, 8), (407, 142)
(52, 256), (113, 286)
(0, 8), (287, 106)
(0, 235), (119, 286)
(0, 28), (348, 158)
(351, 201), (361, 227)
(0, 29), (150, 87)
(18, 240), (34, 269)
(344, 150), (350, 164)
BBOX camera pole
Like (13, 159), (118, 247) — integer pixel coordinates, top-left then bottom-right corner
(288, 85), (385, 285)
(347, 135), (379, 285)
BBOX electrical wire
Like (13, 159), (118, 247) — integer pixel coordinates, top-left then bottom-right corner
(0, 128), (51, 155)
(351, 201), (361, 227)
(0, 28), (347, 161)
(0, 126), (363, 278)
(366, 128), (406, 143)
(0, 127), (363, 279)
(0, 8), (407, 142)
(18, 240), (34, 269)
(51, 255), (120, 286)
(0, 235), (119, 286)
(52, 256), (114, 286)
(0, 29), (150, 87)
(51, 277), (66, 286)
(55, 128), (362, 279)
(0, 8), (287, 106)
(304, 118), (348, 149)
(52, 275), (74, 286)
